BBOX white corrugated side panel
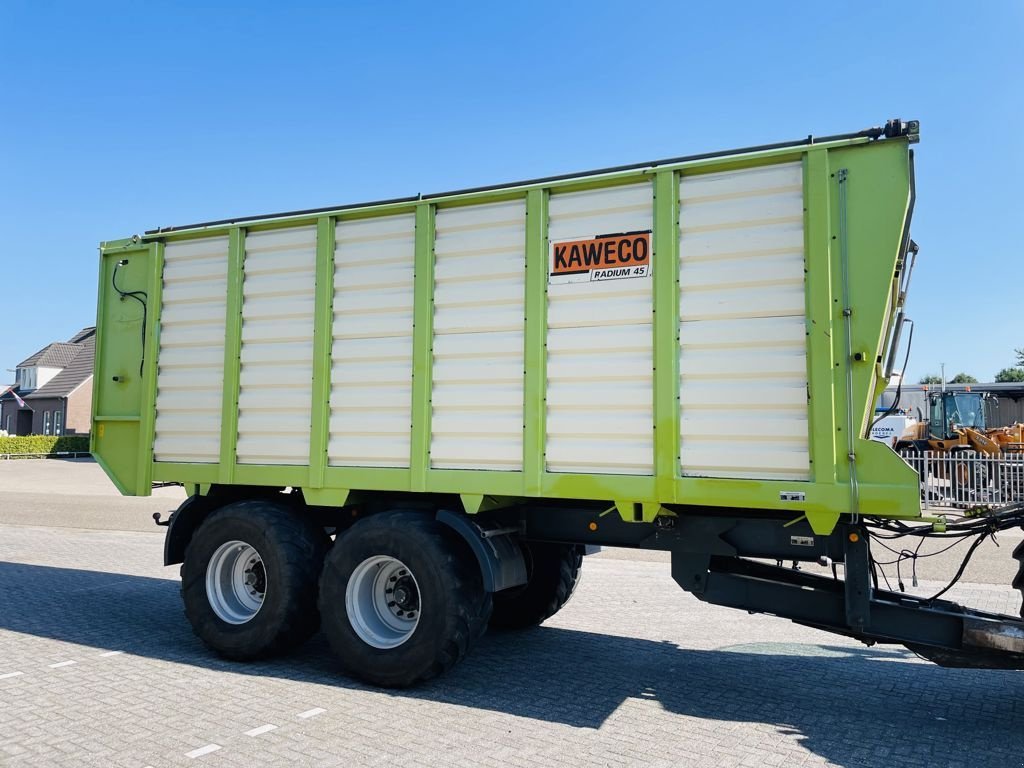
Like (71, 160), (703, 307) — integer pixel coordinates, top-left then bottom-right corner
(678, 162), (810, 481)
(431, 200), (526, 470)
(329, 214), (416, 467)
(546, 184), (654, 475)
(236, 226), (316, 465)
(153, 236), (229, 463)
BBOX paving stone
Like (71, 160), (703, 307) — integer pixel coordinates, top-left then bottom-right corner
(0, 522), (1022, 767)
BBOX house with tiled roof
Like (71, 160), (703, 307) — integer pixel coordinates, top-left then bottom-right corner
(0, 327), (95, 436)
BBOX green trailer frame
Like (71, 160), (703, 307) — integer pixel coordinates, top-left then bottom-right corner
(93, 126), (919, 536)
(90, 121), (1024, 681)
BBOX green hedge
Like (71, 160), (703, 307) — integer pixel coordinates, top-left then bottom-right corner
(0, 435), (91, 456)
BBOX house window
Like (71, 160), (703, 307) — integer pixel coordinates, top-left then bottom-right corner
(43, 411), (51, 435)
(54, 410), (63, 436)
(4, 414), (9, 434)
(17, 368), (36, 390)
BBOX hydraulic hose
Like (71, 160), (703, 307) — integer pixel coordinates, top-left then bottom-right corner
(112, 259), (148, 376)
(867, 504), (1024, 614)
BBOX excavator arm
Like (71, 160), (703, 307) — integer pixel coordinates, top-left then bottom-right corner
(962, 427), (1002, 456)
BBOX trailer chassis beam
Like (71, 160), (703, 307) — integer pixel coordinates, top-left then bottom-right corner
(516, 504), (1024, 668)
(678, 543), (1024, 669)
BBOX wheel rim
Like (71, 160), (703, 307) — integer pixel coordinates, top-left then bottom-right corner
(206, 540), (266, 625)
(345, 556), (421, 649)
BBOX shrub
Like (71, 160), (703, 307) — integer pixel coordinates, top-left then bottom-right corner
(0, 435), (90, 457)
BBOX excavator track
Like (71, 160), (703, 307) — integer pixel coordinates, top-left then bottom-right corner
(1014, 528), (1024, 620)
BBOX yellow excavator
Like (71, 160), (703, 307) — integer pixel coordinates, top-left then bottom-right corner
(894, 390), (1024, 506)
(894, 390), (1024, 455)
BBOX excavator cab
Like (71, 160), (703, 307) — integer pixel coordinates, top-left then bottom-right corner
(927, 391), (989, 440)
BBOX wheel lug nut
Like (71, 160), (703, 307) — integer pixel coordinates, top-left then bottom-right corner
(386, 588), (394, 594)
(389, 576), (397, 582)
(396, 610), (404, 617)
(388, 601), (396, 607)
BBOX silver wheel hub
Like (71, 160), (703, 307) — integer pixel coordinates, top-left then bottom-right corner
(346, 556), (421, 649)
(206, 540), (266, 625)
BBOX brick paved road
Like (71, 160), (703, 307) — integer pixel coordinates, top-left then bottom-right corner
(1, 523), (1022, 768)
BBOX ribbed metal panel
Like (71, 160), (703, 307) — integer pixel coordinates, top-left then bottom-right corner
(236, 226), (316, 465)
(678, 162), (810, 481)
(153, 236), (229, 463)
(329, 214), (416, 467)
(431, 200), (526, 470)
(546, 183), (654, 475)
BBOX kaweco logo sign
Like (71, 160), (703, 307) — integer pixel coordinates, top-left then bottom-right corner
(549, 230), (652, 284)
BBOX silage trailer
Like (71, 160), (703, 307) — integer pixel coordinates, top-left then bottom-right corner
(92, 119), (1024, 686)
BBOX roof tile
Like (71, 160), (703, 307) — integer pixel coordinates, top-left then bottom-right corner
(18, 342), (81, 369)
(24, 332), (96, 400)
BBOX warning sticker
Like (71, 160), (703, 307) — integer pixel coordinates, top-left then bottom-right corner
(549, 230), (652, 284)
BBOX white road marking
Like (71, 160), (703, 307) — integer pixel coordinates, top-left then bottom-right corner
(48, 661), (76, 668)
(296, 708), (325, 719)
(99, 650), (124, 657)
(244, 724), (278, 737)
(185, 744), (221, 759)
(0, 672), (24, 680)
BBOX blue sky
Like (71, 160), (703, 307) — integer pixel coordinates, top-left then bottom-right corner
(1, 1), (1021, 383)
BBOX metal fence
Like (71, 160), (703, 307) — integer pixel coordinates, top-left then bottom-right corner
(903, 450), (1024, 510)
(0, 451), (91, 461)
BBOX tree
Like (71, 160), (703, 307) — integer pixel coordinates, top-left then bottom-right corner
(949, 372), (978, 384)
(1016, 348), (1024, 367)
(995, 367), (1024, 383)
(918, 374), (942, 384)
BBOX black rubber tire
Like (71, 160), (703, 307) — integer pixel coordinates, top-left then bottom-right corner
(318, 511), (492, 688)
(489, 542), (583, 630)
(181, 500), (329, 661)
(1013, 528), (1024, 620)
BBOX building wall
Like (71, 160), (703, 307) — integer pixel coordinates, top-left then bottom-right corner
(0, 377), (93, 436)
(66, 377), (92, 434)
(990, 396), (1024, 427)
(1, 402), (38, 435)
(1, 401), (18, 434)
(35, 366), (63, 390)
(23, 398), (65, 435)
